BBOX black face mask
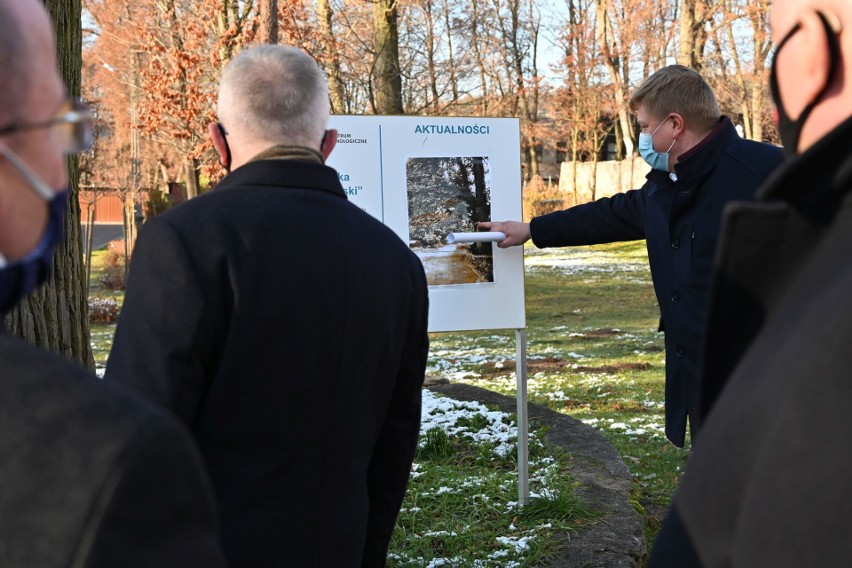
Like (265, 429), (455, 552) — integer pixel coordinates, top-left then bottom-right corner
(217, 123), (231, 173)
(769, 11), (841, 156)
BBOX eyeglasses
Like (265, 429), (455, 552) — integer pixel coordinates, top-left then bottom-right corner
(0, 99), (93, 154)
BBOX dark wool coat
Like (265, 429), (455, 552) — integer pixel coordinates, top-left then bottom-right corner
(0, 331), (225, 567)
(106, 158), (430, 568)
(530, 118), (783, 446)
(650, 116), (852, 567)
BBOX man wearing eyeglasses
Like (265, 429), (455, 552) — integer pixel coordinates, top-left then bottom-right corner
(649, 0), (852, 566)
(0, 0), (226, 565)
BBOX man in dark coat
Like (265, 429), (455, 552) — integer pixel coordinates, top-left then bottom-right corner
(648, 1), (852, 566)
(0, 1), (226, 565)
(105, 45), (430, 567)
(481, 65), (783, 446)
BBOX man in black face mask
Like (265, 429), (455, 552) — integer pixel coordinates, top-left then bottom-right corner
(0, 0), (226, 565)
(648, 1), (852, 566)
(106, 45), (429, 567)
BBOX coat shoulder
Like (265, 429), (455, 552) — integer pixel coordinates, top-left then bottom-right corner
(723, 138), (785, 178)
(0, 334), (203, 565)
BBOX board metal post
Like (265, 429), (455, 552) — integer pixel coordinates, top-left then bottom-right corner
(515, 328), (529, 505)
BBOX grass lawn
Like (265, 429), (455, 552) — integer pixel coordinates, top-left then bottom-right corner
(86, 248), (124, 371)
(427, 241), (689, 548)
(390, 391), (598, 566)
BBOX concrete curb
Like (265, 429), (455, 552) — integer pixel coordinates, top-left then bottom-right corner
(427, 383), (646, 567)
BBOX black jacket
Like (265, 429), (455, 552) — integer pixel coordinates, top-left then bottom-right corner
(651, 115), (852, 567)
(106, 157), (430, 567)
(530, 118), (783, 446)
(0, 331), (225, 567)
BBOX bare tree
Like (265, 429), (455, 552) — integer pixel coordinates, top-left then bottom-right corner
(441, 0), (459, 103)
(258, 0), (279, 44)
(678, 0), (710, 71)
(317, 0), (347, 113)
(421, 0), (442, 113)
(373, 0), (404, 113)
(712, 0), (772, 141)
(485, 0), (542, 177)
(94, 0), (255, 199)
(593, 0), (635, 157)
(78, 0), (776, 201)
(554, 0), (608, 199)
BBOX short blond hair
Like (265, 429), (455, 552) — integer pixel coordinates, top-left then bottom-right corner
(629, 65), (720, 133)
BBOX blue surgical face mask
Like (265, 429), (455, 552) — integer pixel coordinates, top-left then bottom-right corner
(638, 118), (676, 172)
(0, 145), (68, 315)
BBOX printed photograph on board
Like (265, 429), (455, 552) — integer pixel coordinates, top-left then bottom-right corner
(406, 156), (494, 286)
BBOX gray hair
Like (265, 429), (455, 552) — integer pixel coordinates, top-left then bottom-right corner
(0, 0), (28, 126)
(218, 45), (330, 148)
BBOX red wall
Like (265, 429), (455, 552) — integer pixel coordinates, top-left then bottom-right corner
(78, 191), (124, 224)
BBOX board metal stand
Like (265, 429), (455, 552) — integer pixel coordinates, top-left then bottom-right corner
(515, 328), (529, 505)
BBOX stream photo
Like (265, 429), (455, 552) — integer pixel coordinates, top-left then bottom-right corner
(407, 156), (494, 286)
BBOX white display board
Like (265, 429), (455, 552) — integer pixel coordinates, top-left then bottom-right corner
(327, 116), (525, 333)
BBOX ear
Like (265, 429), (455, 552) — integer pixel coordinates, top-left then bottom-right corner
(668, 113), (685, 138)
(320, 128), (337, 160)
(208, 122), (229, 166)
(788, 11), (837, 118)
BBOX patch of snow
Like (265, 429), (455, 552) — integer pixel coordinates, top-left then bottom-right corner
(423, 530), (458, 537)
(496, 535), (533, 553)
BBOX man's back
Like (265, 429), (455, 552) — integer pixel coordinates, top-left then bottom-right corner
(107, 157), (430, 566)
(0, 331), (225, 567)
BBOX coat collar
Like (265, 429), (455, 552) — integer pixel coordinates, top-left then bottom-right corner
(644, 117), (739, 190)
(247, 145), (325, 165)
(213, 158), (347, 200)
(757, 114), (852, 224)
(672, 117), (737, 181)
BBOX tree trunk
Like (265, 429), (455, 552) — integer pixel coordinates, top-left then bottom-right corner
(594, 0), (635, 157)
(748, 1), (771, 142)
(123, 190), (138, 265)
(749, 82), (764, 142)
(84, 204), (95, 300)
(423, 0), (440, 113)
(373, 0), (404, 114)
(527, 145), (539, 178)
(317, 0), (346, 114)
(4, 0), (94, 369)
(614, 118), (625, 160)
(217, 0), (233, 66)
(503, 0), (540, 179)
(678, 0), (708, 70)
(525, 0), (540, 178)
(184, 157), (199, 199)
(258, 0), (278, 44)
(442, 0), (459, 103)
(470, 0), (489, 116)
